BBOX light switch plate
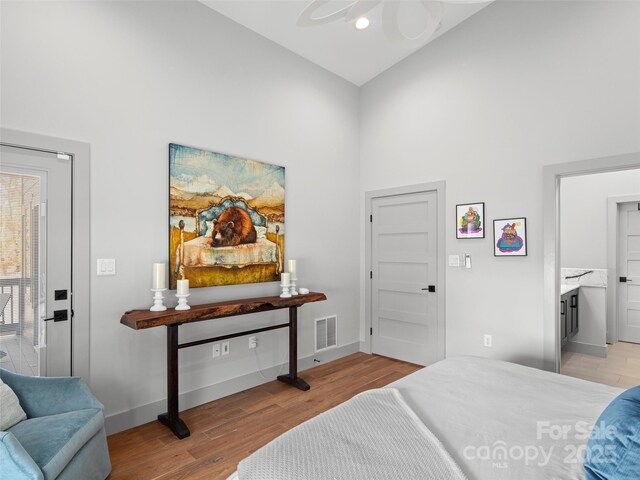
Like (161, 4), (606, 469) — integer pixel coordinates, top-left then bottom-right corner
(448, 255), (460, 267)
(97, 259), (116, 276)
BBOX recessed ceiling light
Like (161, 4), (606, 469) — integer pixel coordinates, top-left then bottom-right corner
(355, 17), (370, 30)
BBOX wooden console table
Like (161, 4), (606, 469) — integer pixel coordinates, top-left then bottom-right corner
(121, 292), (326, 439)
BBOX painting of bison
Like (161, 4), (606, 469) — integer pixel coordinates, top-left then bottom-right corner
(169, 144), (285, 288)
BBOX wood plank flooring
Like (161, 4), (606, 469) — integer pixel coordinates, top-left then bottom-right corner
(561, 341), (640, 389)
(106, 353), (421, 480)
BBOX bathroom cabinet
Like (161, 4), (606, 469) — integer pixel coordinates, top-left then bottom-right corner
(561, 288), (579, 347)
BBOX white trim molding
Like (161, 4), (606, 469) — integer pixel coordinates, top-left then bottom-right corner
(607, 194), (640, 344)
(543, 152), (640, 372)
(105, 341), (361, 435)
(363, 181), (446, 360)
(0, 128), (91, 381)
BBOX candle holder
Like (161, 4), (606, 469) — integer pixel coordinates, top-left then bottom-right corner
(280, 282), (292, 298)
(175, 294), (191, 311)
(150, 288), (167, 312)
(290, 277), (299, 296)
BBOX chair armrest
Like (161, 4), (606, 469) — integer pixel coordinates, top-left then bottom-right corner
(0, 369), (103, 418)
(0, 431), (44, 480)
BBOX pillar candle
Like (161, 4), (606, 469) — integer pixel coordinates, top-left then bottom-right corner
(177, 279), (189, 295)
(288, 259), (297, 277)
(152, 263), (166, 289)
(281, 272), (290, 285)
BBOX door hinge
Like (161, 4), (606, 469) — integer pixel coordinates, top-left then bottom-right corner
(370, 327), (373, 335)
(370, 214), (372, 223)
(370, 271), (372, 279)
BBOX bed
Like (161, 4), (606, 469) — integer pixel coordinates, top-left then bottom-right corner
(228, 356), (624, 480)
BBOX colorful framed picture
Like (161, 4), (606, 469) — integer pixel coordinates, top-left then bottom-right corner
(169, 144), (285, 289)
(456, 202), (485, 239)
(493, 218), (527, 256)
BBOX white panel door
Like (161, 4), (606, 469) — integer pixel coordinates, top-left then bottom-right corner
(1, 145), (72, 376)
(371, 191), (440, 366)
(619, 202), (640, 343)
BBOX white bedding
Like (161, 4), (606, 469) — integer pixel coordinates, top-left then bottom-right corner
(229, 356), (622, 480)
(392, 356), (621, 480)
(237, 388), (466, 480)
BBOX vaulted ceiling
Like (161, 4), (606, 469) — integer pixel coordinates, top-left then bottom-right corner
(200, 1), (493, 86)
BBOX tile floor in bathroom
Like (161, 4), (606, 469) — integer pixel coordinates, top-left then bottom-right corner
(561, 341), (640, 389)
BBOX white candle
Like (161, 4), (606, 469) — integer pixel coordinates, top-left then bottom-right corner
(152, 263), (166, 289)
(281, 272), (290, 285)
(288, 259), (297, 277)
(177, 279), (189, 295)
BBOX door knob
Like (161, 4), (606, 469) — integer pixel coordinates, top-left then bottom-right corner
(421, 286), (436, 292)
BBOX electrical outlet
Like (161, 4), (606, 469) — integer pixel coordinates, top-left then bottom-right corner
(249, 336), (257, 349)
(222, 341), (230, 356)
(212, 343), (221, 358)
(483, 334), (492, 348)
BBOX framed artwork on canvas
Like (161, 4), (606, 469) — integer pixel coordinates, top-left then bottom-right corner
(456, 202), (485, 239)
(169, 143), (285, 288)
(493, 217), (527, 256)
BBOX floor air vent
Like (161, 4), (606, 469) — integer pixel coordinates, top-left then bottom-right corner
(315, 315), (337, 352)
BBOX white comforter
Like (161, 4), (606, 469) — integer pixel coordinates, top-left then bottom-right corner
(237, 388), (467, 480)
(392, 356), (622, 480)
(230, 356), (623, 480)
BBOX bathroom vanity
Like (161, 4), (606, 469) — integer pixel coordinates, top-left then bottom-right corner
(560, 285), (579, 347)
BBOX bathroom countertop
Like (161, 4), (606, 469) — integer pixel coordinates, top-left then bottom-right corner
(560, 284), (580, 295)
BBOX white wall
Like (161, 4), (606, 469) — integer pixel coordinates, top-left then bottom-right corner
(1, 1), (360, 429)
(561, 169), (640, 269)
(360, 1), (640, 368)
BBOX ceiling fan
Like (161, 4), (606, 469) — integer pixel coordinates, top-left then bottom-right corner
(296, 0), (492, 48)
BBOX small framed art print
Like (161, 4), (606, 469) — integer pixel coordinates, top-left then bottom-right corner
(493, 218), (527, 256)
(456, 202), (485, 239)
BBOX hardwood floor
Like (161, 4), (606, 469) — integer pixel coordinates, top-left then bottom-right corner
(561, 341), (640, 389)
(106, 353), (421, 480)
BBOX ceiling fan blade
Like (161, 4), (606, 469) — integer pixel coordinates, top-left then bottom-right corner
(297, 0), (359, 27)
(382, 0), (443, 48)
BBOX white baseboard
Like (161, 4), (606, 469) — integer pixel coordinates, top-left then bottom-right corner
(564, 340), (608, 358)
(105, 341), (361, 435)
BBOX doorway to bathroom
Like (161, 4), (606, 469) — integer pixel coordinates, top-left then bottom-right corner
(557, 168), (640, 388)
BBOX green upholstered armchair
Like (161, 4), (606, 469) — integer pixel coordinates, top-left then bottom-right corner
(0, 369), (111, 480)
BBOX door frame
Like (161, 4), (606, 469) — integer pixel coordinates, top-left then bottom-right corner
(363, 181), (446, 359)
(609, 197), (640, 343)
(1, 128), (91, 380)
(543, 152), (640, 373)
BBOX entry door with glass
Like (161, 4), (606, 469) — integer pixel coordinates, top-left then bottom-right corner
(0, 145), (72, 376)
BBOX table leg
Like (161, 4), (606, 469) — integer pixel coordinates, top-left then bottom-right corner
(158, 324), (190, 439)
(277, 306), (310, 391)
